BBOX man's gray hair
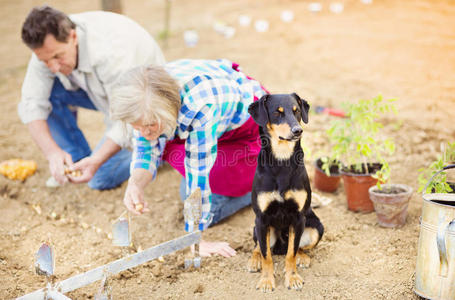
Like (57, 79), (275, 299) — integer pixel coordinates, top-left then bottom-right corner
(110, 65), (181, 138)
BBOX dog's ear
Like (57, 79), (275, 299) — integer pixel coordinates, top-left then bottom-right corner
(292, 93), (310, 124)
(248, 94), (270, 127)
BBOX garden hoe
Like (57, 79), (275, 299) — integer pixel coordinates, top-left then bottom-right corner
(19, 190), (203, 299)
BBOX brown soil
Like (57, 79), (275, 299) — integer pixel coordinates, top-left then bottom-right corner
(342, 163), (383, 175)
(372, 186), (408, 195)
(1, 0), (455, 299)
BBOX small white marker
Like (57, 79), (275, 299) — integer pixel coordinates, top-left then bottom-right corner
(308, 2), (322, 12)
(238, 15), (251, 27)
(254, 20), (269, 33)
(183, 30), (199, 47)
(281, 10), (294, 23)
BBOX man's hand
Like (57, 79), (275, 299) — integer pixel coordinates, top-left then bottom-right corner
(199, 240), (237, 257)
(47, 149), (73, 185)
(27, 120), (73, 185)
(67, 156), (102, 183)
(67, 138), (121, 184)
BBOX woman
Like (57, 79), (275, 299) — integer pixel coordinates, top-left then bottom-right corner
(110, 59), (267, 257)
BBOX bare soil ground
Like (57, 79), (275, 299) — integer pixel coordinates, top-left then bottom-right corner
(1, 0), (455, 299)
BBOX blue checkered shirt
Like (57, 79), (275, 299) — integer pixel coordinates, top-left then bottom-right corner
(131, 59), (266, 231)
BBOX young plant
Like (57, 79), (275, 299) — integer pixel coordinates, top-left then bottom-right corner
(418, 142), (455, 194)
(320, 156), (340, 176)
(325, 95), (397, 183)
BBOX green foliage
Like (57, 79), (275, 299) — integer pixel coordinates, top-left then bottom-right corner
(158, 29), (170, 41)
(320, 156), (339, 176)
(418, 142), (455, 194)
(300, 139), (313, 161)
(325, 95), (397, 184)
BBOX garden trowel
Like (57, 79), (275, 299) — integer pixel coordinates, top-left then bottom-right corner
(94, 273), (112, 300)
(35, 242), (54, 277)
(33, 243), (73, 299)
(112, 211), (131, 247)
(20, 227), (201, 299)
(183, 188), (202, 268)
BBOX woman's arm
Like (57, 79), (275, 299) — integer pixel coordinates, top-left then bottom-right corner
(123, 131), (166, 214)
(184, 105), (220, 230)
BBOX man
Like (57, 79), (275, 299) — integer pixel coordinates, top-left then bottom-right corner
(19, 6), (165, 189)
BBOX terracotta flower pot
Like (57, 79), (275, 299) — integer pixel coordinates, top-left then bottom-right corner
(369, 184), (413, 228)
(314, 158), (341, 193)
(341, 164), (382, 213)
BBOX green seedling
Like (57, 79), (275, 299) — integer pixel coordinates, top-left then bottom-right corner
(325, 95), (397, 185)
(418, 142), (455, 194)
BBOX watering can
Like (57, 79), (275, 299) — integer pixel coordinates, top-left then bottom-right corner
(415, 164), (455, 300)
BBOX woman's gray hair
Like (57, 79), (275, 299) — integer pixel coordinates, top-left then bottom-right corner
(110, 65), (181, 137)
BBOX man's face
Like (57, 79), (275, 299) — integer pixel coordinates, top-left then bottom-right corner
(33, 30), (78, 75)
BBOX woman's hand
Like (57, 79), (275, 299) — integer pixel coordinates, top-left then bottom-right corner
(199, 240), (237, 257)
(124, 169), (154, 215)
(124, 179), (149, 215)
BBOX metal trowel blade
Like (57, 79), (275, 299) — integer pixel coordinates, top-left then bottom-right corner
(112, 217), (130, 247)
(94, 274), (112, 300)
(35, 243), (54, 276)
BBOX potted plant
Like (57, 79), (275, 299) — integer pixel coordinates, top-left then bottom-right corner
(368, 184), (413, 227)
(314, 156), (342, 193)
(418, 142), (455, 194)
(301, 140), (341, 193)
(327, 95), (396, 212)
(312, 108), (346, 193)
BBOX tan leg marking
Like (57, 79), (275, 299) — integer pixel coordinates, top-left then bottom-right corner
(247, 245), (262, 272)
(257, 191), (282, 212)
(284, 226), (304, 290)
(256, 228), (275, 292)
(284, 189), (308, 211)
(296, 249), (311, 268)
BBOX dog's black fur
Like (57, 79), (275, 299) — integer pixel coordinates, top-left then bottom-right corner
(247, 93), (324, 291)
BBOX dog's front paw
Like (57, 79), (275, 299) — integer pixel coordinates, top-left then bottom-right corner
(247, 255), (262, 272)
(256, 274), (275, 292)
(296, 249), (311, 268)
(285, 272), (304, 290)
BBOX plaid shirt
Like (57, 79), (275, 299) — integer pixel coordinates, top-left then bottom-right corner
(131, 59), (266, 231)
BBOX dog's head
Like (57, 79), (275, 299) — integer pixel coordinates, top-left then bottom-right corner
(248, 93), (310, 141)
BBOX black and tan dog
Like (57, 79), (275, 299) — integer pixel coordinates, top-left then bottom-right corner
(247, 93), (324, 292)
